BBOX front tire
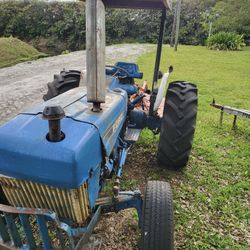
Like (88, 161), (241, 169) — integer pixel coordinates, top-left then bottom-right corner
(157, 81), (198, 169)
(141, 181), (174, 250)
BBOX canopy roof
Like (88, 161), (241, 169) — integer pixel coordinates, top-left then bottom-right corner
(102, 0), (172, 10)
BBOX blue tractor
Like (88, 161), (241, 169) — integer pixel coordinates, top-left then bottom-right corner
(0, 0), (198, 249)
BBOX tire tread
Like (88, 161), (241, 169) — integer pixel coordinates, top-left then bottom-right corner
(43, 70), (81, 101)
(158, 81), (198, 168)
(141, 181), (174, 250)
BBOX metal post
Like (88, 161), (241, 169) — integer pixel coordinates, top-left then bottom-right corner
(149, 9), (166, 115)
(232, 115), (237, 130)
(208, 21), (213, 37)
(86, 0), (106, 111)
(174, 0), (181, 52)
(170, 3), (178, 47)
(220, 110), (224, 126)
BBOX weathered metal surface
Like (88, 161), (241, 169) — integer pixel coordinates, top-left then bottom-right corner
(19, 214), (36, 249)
(0, 216), (11, 243)
(102, 0), (172, 10)
(0, 86), (126, 190)
(42, 106), (65, 142)
(124, 128), (141, 142)
(211, 99), (250, 119)
(0, 204), (76, 249)
(4, 213), (22, 247)
(0, 176), (89, 224)
(75, 206), (102, 249)
(0, 191), (143, 250)
(36, 215), (51, 250)
(86, 0), (106, 104)
(222, 106), (250, 119)
(211, 99), (250, 129)
(21, 86), (127, 157)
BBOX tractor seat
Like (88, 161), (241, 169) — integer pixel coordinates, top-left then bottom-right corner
(115, 62), (143, 79)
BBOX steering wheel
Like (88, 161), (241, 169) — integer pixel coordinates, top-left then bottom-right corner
(106, 65), (130, 79)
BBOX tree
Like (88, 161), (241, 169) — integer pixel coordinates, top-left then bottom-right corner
(213, 0), (250, 44)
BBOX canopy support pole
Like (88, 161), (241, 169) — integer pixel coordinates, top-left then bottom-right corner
(86, 0), (106, 112)
(149, 9), (166, 115)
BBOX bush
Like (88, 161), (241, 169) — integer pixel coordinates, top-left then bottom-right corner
(206, 32), (245, 51)
(0, 0), (211, 54)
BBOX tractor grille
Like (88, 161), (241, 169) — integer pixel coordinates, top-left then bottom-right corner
(0, 176), (89, 224)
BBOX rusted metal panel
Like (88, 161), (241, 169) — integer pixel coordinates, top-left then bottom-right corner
(102, 0), (172, 10)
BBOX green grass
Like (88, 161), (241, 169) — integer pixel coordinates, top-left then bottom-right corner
(135, 46), (250, 249)
(0, 37), (46, 68)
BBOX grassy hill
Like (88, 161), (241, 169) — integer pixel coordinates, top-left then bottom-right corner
(0, 37), (46, 68)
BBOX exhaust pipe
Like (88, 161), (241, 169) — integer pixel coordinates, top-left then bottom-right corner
(42, 106), (65, 142)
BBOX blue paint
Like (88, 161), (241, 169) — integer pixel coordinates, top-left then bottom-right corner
(115, 62), (143, 79)
(0, 116), (102, 189)
(128, 109), (161, 131)
(129, 110), (147, 129)
(117, 148), (128, 177)
(88, 165), (101, 208)
(0, 62), (150, 249)
(0, 88), (127, 190)
(63, 89), (128, 156)
(0, 216), (10, 242)
(22, 87), (128, 157)
(36, 215), (51, 250)
(109, 80), (138, 95)
(19, 214), (36, 249)
(0, 191), (143, 249)
(106, 63), (142, 95)
(4, 213), (22, 247)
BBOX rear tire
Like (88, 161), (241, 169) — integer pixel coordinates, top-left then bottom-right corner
(43, 70), (81, 101)
(157, 81), (198, 169)
(141, 181), (174, 250)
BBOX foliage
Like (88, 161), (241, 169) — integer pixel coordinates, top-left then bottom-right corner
(106, 9), (168, 44)
(0, 0), (216, 54)
(135, 45), (250, 249)
(0, 0), (249, 54)
(213, 0), (250, 44)
(0, 36), (46, 68)
(178, 0), (215, 45)
(0, 1), (86, 54)
(207, 32), (245, 50)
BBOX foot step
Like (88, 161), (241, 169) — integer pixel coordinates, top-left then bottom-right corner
(124, 128), (141, 142)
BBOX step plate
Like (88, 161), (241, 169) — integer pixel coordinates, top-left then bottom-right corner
(124, 128), (141, 142)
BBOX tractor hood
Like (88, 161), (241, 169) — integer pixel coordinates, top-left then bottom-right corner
(0, 87), (127, 189)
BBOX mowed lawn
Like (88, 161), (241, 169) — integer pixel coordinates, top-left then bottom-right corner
(133, 46), (250, 249)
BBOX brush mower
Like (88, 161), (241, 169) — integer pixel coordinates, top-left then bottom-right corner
(0, 0), (198, 249)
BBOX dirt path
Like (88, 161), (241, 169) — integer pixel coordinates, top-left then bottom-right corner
(0, 44), (153, 125)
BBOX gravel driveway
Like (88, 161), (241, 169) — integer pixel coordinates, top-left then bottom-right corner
(0, 44), (153, 125)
